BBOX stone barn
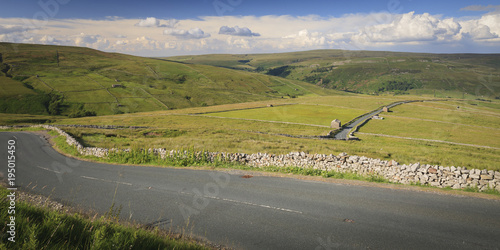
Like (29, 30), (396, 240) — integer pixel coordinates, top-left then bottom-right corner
(383, 106), (389, 112)
(331, 119), (341, 129)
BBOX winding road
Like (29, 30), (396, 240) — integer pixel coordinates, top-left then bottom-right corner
(334, 100), (428, 140)
(2, 132), (500, 249)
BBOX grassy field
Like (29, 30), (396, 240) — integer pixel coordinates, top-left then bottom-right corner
(0, 76), (36, 96)
(13, 95), (491, 171)
(203, 104), (365, 126)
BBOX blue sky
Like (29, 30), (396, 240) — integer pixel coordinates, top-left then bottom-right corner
(0, 0), (499, 56)
(0, 0), (496, 19)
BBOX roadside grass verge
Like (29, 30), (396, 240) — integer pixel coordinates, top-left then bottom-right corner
(53, 123), (500, 171)
(48, 129), (389, 184)
(0, 113), (62, 126)
(0, 187), (208, 250)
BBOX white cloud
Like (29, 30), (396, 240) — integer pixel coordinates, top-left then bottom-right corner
(282, 29), (330, 48)
(74, 33), (110, 50)
(1, 11), (500, 56)
(0, 25), (29, 34)
(219, 26), (260, 36)
(135, 17), (178, 28)
(351, 12), (462, 45)
(164, 28), (210, 39)
(135, 17), (161, 27)
(460, 14), (500, 40)
(164, 19), (179, 28)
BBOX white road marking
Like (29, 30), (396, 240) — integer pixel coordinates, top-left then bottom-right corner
(80, 175), (133, 186)
(36, 165), (61, 174)
(213, 196), (303, 214)
(178, 190), (302, 214)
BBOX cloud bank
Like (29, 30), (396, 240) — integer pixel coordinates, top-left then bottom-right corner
(164, 28), (210, 39)
(136, 17), (178, 28)
(219, 26), (260, 36)
(1, 11), (499, 56)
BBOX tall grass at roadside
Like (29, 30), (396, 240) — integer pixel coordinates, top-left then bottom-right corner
(48, 128), (389, 184)
(0, 187), (207, 250)
(107, 147), (226, 167)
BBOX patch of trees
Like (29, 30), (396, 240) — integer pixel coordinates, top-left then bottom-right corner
(266, 66), (293, 78)
(255, 66), (266, 72)
(47, 93), (63, 115)
(303, 75), (331, 85)
(311, 66), (334, 73)
(377, 80), (421, 92)
(168, 74), (187, 84)
(0, 62), (11, 77)
(238, 60), (251, 64)
(68, 103), (97, 118)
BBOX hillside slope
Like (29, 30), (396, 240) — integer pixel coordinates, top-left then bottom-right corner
(0, 43), (337, 116)
(167, 50), (500, 97)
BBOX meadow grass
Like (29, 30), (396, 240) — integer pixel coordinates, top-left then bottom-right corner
(41, 76), (103, 92)
(203, 104), (365, 126)
(359, 116), (500, 148)
(0, 76), (36, 96)
(2, 90), (498, 171)
(0, 187), (208, 250)
(0, 113), (56, 125)
(54, 122), (500, 171)
(46, 95), (500, 171)
(385, 102), (500, 128)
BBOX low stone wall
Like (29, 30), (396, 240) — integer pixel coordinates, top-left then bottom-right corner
(2, 125), (499, 192)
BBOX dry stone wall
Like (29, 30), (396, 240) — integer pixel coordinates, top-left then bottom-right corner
(2, 125), (499, 192)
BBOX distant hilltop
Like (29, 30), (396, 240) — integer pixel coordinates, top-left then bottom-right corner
(166, 49), (500, 98)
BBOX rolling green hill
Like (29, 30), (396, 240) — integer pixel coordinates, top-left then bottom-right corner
(0, 43), (338, 116)
(166, 50), (500, 97)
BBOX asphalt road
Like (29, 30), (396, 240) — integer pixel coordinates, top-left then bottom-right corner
(335, 101), (419, 140)
(2, 132), (500, 249)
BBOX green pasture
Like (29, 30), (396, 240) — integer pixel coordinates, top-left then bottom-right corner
(202, 104), (364, 126)
(384, 101), (500, 129)
(41, 76), (102, 92)
(359, 117), (500, 148)
(43, 95), (499, 171)
(0, 76), (35, 96)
